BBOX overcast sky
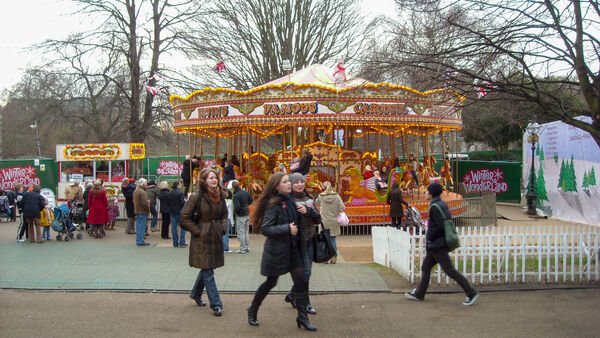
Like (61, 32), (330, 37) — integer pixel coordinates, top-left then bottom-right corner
(0, 0), (397, 96)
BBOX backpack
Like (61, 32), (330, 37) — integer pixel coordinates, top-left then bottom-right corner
(432, 203), (460, 252)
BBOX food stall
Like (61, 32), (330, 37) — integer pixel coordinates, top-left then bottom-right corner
(55, 143), (146, 202)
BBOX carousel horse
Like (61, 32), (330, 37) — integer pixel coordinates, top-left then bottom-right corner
(417, 163), (432, 190)
(305, 172), (324, 193)
(238, 173), (262, 198)
(399, 165), (416, 190)
(439, 159), (453, 188)
(343, 167), (382, 203)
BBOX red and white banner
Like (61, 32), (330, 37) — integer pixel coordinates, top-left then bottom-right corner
(156, 160), (183, 176)
(0, 165), (41, 190)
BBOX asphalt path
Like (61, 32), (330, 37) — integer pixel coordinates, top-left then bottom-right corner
(1, 289), (599, 337)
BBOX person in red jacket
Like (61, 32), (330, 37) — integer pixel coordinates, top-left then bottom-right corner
(87, 180), (109, 238)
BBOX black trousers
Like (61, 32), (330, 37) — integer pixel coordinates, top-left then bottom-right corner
(415, 248), (476, 299)
(161, 212), (171, 239)
(391, 216), (402, 228)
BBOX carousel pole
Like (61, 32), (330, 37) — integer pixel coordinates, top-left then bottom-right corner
(336, 124), (341, 194)
(199, 136), (204, 162)
(441, 130), (446, 160)
(281, 126), (286, 161)
(176, 133), (180, 168)
(215, 136), (220, 165)
(246, 128), (251, 172)
(188, 133), (193, 193)
(454, 130), (459, 192)
(194, 134), (198, 157)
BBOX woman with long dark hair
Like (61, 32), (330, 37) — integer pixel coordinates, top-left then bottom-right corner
(247, 172), (317, 331)
(386, 182), (409, 229)
(180, 169), (228, 316)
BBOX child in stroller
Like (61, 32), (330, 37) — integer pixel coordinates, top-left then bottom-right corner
(52, 204), (83, 241)
(67, 197), (87, 231)
(0, 193), (10, 222)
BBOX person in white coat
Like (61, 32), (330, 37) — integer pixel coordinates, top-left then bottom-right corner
(315, 181), (345, 264)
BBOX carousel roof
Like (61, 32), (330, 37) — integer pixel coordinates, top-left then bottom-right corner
(170, 64), (464, 138)
(256, 63), (371, 89)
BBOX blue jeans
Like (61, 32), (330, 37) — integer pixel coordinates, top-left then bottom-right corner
(135, 214), (147, 245)
(190, 269), (222, 310)
(171, 214), (186, 247)
(42, 226), (51, 240)
(150, 206), (158, 229)
(222, 219), (231, 251)
(330, 236), (338, 256)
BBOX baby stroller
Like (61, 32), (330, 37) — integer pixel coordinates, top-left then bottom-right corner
(67, 199), (87, 232)
(401, 206), (426, 235)
(0, 195), (10, 222)
(52, 204), (83, 241)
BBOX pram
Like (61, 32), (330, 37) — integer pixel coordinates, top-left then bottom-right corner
(52, 204), (83, 241)
(401, 206), (426, 235)
(0, 195), (10, 222)
(67, 199), (87, 232)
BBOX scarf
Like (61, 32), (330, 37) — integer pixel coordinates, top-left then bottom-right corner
(277, 192), (299, 242)
(208, 186), (221, 205)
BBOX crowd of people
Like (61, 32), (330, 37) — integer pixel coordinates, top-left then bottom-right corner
(4, 154), (477, 330)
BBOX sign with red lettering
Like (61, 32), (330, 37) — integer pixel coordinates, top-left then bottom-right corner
(156, 160), (183, 176)
(462, 168), (508, 194)
(0, 165), (41, 190)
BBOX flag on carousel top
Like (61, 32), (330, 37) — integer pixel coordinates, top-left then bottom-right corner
(146, 85), (160, 95)
(213, 61), (227, 73)
(333, 61), (347, 83)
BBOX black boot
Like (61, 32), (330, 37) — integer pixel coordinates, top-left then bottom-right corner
(247, 305), (259, 326)
(305, 282), (316, 314)
(284, 291), (297, 309)
(295, 292), (317, 331)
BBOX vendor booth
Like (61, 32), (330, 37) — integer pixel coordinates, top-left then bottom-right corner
(56, 143), (146, 201)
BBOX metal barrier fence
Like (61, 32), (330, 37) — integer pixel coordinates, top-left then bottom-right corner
(116, 193), (497, 238)
(341, 192), (497, 236)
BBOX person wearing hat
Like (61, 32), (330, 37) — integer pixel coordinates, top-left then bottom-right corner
(121, 178), (137, 234)
(64, 179), (83, 205)
(284, 172), (321, 315)
(405, 182), (479, 306)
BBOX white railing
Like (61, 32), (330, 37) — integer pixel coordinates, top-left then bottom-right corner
(372, 225), (600, 284)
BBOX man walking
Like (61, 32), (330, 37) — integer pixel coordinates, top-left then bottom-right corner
(232, 181), (252, 253)
(133, 178), (150, 246)
(167, 182), (187, 248)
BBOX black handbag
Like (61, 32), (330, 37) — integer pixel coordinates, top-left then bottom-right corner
(313, 226), (336, 263)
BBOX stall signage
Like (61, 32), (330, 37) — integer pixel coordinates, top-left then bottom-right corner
(40, 188), (56, 208)
(156, 160), (183, 176)
(0, 165), (41, 190)
(354, 103), (406, 115)
(129, 143), (146, 159)
(462, 168), (508, 194)
(104, 184), (120, 196)
(264, 102), (318, 115)
(64, 144), (121, 160)
(198, 106), (229, 118)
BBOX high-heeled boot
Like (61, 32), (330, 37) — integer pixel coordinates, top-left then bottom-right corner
(284, 291), (297, 309)
(295, 292), (317, 331)
(305, 282), (316, 314)
(247, 292), (265, 326)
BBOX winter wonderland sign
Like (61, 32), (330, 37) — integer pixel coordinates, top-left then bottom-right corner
(156, 160), (183, 176)
(0, 165), (41, 190)
(462, 168), (508, 194)
(523, 116), (600, 224)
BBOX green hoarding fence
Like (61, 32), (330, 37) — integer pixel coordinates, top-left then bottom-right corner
(450, 160), (522, 203)
(0, 159), (58, 194)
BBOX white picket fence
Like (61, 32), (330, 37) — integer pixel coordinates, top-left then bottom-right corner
(372, 225), (600, 284)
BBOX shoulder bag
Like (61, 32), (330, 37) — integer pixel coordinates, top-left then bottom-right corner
(432, 203), (460, 252)
(313, 224), (336, 263)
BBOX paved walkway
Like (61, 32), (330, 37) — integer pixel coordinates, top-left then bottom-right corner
(0, 239), (388, 292)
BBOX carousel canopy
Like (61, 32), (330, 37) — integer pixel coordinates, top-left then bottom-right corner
(170, 64), (463, 139)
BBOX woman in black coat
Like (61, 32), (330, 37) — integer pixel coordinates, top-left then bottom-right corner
(158, 181), (171, 240)
(386, 182), (410, 229)
(22, 185), (46, 243)
(246, 172), (317, 331)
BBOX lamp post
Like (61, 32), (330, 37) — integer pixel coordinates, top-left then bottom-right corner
(30, 120), (41, 159)
(526, 118), (540, 215)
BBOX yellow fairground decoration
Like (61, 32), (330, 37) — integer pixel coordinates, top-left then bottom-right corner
(63, 144), (121, 161)
(129, 143), (146, 159)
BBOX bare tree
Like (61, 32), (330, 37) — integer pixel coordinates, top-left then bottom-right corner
(373, 0), (600, 147)
(37, 0), (208, 143)
(186, 0), (372, 90)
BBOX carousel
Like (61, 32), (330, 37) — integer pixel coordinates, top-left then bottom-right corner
(170, 64), (465, 222)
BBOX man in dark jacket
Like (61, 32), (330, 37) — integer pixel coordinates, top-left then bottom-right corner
(181, 156), (200, 195)
(121, 178), (136, 234)
(292, 149), (313, 175)
(146, 180), (160, 232)
(22, 185), (46, 243)
(405, 183), (479, 305)
(7, 188), (17, 222)
(284, 172), (321, 315)
(232, 181), (252, 253)
(167, 181), (187, 248)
